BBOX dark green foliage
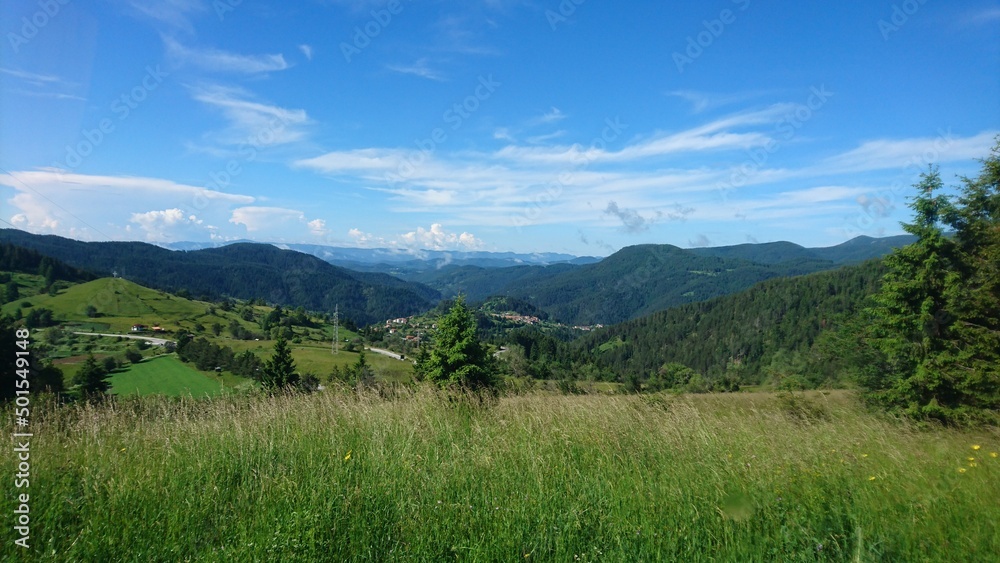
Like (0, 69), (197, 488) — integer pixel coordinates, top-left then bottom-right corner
(73, 354), (111, 400)
(859, 146), (1000, 425)
(4, 280), (19, 303)
(261, 337), (298, 390)
(176, 336), (261, 378)
(0, 243), (95, 283)
(124, 347), (143, 364)
(340, 350), (375, 388)
(573, 260), (886, 388)
(420, 296), (498, 391)
(102, 356), (119, 373)
(24, 307), (54, 328)
(406, 237), (910, 326)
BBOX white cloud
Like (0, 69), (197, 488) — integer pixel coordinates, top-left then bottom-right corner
(0, 169), (255, 240)
(399, 223), (482, 250)
(130, 208), (208, 241)
(307, 218), (329, 236)
(299, 44), (313, 60)
(229, 207), (305, 232)
(164, 36), (290, 74)
(348, 224), (482, 251)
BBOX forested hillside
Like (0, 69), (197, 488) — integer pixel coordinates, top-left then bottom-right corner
(406, 236), (912, 326)
(0, 232), (438, 325)
(570, 259), (887, 386)
(0, 243), (96, 284)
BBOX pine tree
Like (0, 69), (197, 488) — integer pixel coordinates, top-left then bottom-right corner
(261, 336), (298, 390)
(937, 140), (1000, 421)
(73, 354), (111, 400)
(862, 155), (1000, 424)
(424, 296), (497, 391)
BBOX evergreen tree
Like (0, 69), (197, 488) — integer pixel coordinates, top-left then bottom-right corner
(261, 336), (298, 390)
(938, 140), (1000, 421)
(424, 296), (497, 391)
(862, 157), (1000, 424)
(73, 354), (111, 400)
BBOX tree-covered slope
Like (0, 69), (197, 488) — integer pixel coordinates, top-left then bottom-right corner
(502, 244), (838, 325)
(574, 259), (887, 383)
(0, 231), (438, 325)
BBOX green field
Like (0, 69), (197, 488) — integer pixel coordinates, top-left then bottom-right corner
(109, 355), (247, 397)
(3, 389), (997, 561)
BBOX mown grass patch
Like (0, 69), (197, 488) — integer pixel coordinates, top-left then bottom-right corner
(108, 355), (242, 397)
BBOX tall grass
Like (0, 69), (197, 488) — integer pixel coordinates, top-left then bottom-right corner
(3, 389), (997, 561)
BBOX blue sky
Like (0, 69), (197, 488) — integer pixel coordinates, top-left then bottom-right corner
(1, 0), (998, 256)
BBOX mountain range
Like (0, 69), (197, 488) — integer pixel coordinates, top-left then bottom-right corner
(0, 229), (914, 327)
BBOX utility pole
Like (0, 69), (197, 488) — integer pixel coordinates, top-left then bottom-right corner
(332, 304), (339, 354)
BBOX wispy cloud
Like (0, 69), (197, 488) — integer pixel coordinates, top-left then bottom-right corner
(164, 36), (290, 74)
(0, 68), (62, 85)
(189, 84), (311, 147)
(530, 107), (567, 125)
(818, 131), (998, 173)
(0, 68), (83, 101)
(125, 0), (206, 33)
(298, 44), (313, 60)
(666, 90), (776, 113)
(385, 58), (446, 81)
(293, 105), (995, 232)
(962, 7), (1000, 25)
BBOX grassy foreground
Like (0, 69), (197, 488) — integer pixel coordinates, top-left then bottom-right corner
(3, 390), (998, 561)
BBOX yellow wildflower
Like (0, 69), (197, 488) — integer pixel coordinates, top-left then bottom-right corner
(958, 468), (967, 474)
(972, 444), (981, 451)
(868, 476), (876, 481)
(861, 454), (868, 458)
(991, 452), (998, 458)
(967, 457), (975, 462)
(344, 450), (352, 461)
(969, 462), (978, 468)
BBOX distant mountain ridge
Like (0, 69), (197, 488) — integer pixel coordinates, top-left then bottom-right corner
(1, 229), (915, 327)
(401, 236), (915, 325)
(158, 240), (599, 271)
(0, 230), (439, 325)
(688, 235), (916, 264)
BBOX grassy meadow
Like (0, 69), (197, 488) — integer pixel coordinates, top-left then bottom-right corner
(3, 389), (997, 561)
(108, 355), (249, 397)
